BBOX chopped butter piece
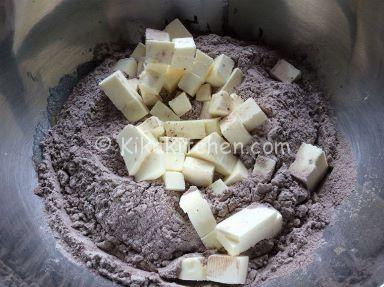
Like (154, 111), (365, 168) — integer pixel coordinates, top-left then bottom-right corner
(209, 91), (231, 117)
(131, 42), (146, 60)
(146, 40), (174, 65)
(139, 70), (165, 95)
(270, 59), (301, 83)
(196, 118), (221, 135)
(171, 37), (196, 69)
(178, 71), (204, 97)
(165, 152), (185, 171)
(169, 92), (192, 116)
(99, 71), (148, 122)
(145, 28), (170, 42)
(135, 148), (166, 182)
(163, 171), (185, 191)
(206, 54), (234, 87)
(163, 66), (184, 93)
(201, 230), (223, 249)
(289, 143), (329, 190)
(196, 83), (212, 102)
(220, 115), (252, 148)
(253, 156), (276, 182)
(116, 125), (158, 175)
(150, 101), (180, 121)
(114, 58), (137, 78)
(164, 120), (206, 139)
(234, 98), (267, 131)
(182, 157), (215, 187)
(165, 18), (193, 40)
(145, 62), (168, 74)
(220, 68), (244, 94)
(189, 50), (214, 80)
(160, 136), (190, 153)
(179, 187), (217, 236)
(127, 78), (139, 92)
(178, 256), (206, 281)
(215, 205), (282, 256)
(207, 255), (249, 284)
(200, 101), (212, 119)
(224, 160), (248, 185)
(137, 116), (164, 138)
(140, 89), (161, 107)
(210, 179), (228, 195)
(229, 93), (244, 111)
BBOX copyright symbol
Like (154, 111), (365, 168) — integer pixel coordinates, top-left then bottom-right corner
(95, 136), (111, 152)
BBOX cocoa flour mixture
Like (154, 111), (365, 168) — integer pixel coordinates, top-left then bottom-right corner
(35, 34), (356, 286)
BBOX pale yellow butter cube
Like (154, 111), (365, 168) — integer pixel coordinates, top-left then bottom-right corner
(163, 171), (186, 191)
(114, 58), (137, 78)
(145, 28), (170, 42)
(206, 54), (234, 87)
(165, 152), (185, 171)
(201, 230), (223, 249)
(163, 66), (184, 93)
(165, 18), (192, 40)
(210, 179), (228, 195)
(99, 71), (148, 122)
(224, 160), (248, 185)
(131, 42), (146, 60)
(164, 120), (206, 139)
(220, 68), (244, 94)
(207, 255), (249, 284)
(178, 256), (206, 281)
(209, 91), (231, 117)
(195, 118), (221, 135)
(234, 98), (268, 131)
(137, 116), (164, 138)
(270, 59), (301, 83)
(229, 93), (244, 111)
(171, 37), (196, 69)
(220, 115), (252, 148)
(150, 101), (180, 121)
(178, 71), (204, 97)
(160, 136), (190, 153)
(169, 92), (192, 116)
(139, 88), (161, 107)
(139, 70), (165, 95)
(196, 83), (212, 102)
(183, 157), (215, 187)
(126, 78), (139, 92)
(200, 101), (212, 119)
(253, 156), (276, 182)
(146, 40), (174, 65)
(189, 50), (214, 81)
(135, 148), (166, 182)
(145, 62), (169, 74)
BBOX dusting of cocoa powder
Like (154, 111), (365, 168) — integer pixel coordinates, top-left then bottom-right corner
(35, 34), (356, 286)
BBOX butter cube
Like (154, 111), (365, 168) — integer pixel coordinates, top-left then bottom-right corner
(99, 71), (148, 122)
(145, 62), (169, 74)
(163, 66), (184, 93)
(209, 91), (231, 117)
(234, 98), (267, 131)
(189, 50), (214, 81)
(171, 37), (196, 69)
(139, 70), (165, 95)
(196, 83), (212, 102)
(210, 179), (228, 195)
(169, 92), (192, 116)
(229, 93), (244, 111)
(117, 125), (158, 175)
(178, 256), (206, 281)
(200, 101), (212, 119)
(137, 116), (164, 138)
(270, 59), (301, 83)
(165, 18), (192, 40)
(179, 187), (217, 236)
(183, 157), (215, 187)
(207, 255), (249, 284)
(220, 115), (252, 147)
(220, 68), (244, 94)
(206, 54), (234, 87)
(164, 120), (206, 140)
(224, 160), (248, 185)
(114, 58), (137, 78)
(163, 171), (185, 191)
(160, 136), (190, 153)
(135, 148), (166, 182)
(178, 71), (204, 97)
(137, 57), (145, 77)
(201, 230), (223, 249)
(196, 118), (221, 135)
(215, 205), (282, 256)
(188, 132), (237, 176)
(139, 88), (161, 107)
(165, 152), (185, 171)
(146, 40), (174, 65)
(131, 42), (146, 60)
(145, 28), (170, 42)
(289, 143), (329, 190)
(127, 78), (139, 92)
(253, 156), (276, 182)
(150, 101), (180, 121)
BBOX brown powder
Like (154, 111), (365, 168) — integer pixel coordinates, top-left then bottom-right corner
(35, 34), (356, 286)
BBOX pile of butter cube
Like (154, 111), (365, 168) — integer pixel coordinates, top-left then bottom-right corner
(99, 18), (271, 192)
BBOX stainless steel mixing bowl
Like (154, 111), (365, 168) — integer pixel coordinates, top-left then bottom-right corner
(0, 0), (383, 286)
